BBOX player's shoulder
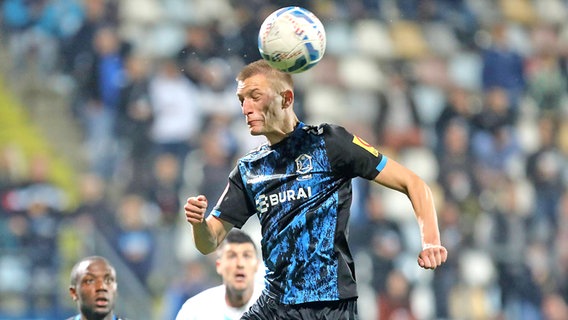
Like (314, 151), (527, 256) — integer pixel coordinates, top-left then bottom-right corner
(302, 123), (348, 136)
(240, 142), (270, 161)
(302, 123), (353, 142)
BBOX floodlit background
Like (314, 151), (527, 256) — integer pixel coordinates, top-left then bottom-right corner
(1, 0), (568, 319)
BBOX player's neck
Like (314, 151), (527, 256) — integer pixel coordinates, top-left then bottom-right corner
(226, 288), (253, 308)
(266, 117), (300, 145)
(78, 313), (116, 320)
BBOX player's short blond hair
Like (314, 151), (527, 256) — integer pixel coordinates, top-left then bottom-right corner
(236, 59), (293, 92)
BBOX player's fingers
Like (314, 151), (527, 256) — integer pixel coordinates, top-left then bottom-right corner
(433, 250), (443, 266)
(418, 247), (442, 270)
(418, 256), (435, 270)
(430, 245), (448, 266)
(187, 196), (207, 209)
(420, 254), (435, 270)
(184, 196), (208, 224)
(437, 246), (448, 265)
(185, 211), (204, 225)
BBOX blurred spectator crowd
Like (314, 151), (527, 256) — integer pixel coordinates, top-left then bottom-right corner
(1, 0), (568, 319)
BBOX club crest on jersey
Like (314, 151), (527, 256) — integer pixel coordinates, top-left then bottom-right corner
(295, 154), (313, 180)
(352, 136), (379, 157)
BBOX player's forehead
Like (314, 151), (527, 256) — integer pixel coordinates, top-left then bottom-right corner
(221, 242), (257, 255)
(237, 74), (271, 94)
(78, 259), (115, 277)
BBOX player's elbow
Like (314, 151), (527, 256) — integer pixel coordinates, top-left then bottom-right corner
(405, 173), (431, 197)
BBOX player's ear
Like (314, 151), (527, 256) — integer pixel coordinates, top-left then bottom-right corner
(215, 259), (222, 275)
(69, 286), (78, 301)
(281, 89), (293, 108)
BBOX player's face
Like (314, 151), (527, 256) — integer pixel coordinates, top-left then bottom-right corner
(70, 260), (117, 318)
(237, 74), (286, 139)
(217, 243), (259, 293)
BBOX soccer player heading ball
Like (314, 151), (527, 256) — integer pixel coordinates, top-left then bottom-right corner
(184, 59), (448, 319)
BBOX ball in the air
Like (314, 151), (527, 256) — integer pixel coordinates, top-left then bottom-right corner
(258, 6), (326, 74)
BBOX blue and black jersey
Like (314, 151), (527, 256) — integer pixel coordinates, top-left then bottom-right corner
(211, 122), (387, 305)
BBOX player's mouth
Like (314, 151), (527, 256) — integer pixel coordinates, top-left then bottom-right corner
(246, 117), (264, 126)
(234, 272), (246, 282)
(95, 297), (109, 307)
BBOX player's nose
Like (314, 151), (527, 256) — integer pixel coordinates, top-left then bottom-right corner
(236, 256), (247, 268)
(95, 279), (109, 291)
(241, 99), (254, 115)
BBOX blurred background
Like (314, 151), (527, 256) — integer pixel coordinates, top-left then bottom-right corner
(1, 0), (568, 319)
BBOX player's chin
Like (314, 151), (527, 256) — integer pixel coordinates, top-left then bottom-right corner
(248, 128), (263, 136)
(231, 278), (250, 288)
(92, 306), (113, 315)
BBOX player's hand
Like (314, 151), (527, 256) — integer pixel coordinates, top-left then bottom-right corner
(417, 244), (448, 270)
(185, 195), (208, 226)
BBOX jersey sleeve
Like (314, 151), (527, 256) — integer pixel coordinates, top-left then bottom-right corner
(323, 124), (387, 180)
(210, 165), (256, 228)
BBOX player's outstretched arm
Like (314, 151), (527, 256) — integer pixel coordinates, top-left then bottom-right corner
(185, 195), (234, 255)
(373, 158), (448, 269)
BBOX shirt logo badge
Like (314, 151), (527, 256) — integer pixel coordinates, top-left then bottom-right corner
(295, 154), (313, 180)
(352, 136), (379, 157)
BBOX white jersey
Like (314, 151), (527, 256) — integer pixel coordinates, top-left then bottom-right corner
(175, 284), (262, 320)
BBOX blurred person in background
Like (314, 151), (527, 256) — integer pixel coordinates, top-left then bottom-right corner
(434, 86), (475, 154)
(162, 258), (216, 320)
(525, 115), (565, 240)
(374, 67), (425, 154)
(436, 118), (481, 241)
(194, 114), (240, 203)
(176, 24), (224, 84)
(112, 193), (156, 288)
(67, 255), (127, 320)
(146, 152), (182, 227)
(526, 24), (565, 116)
(148, 57), (202, 184)
(145, 152), (184, 292)
(61, 0), (111, 118)
(350, 192), (405, 295)
(81, 25), (130, 179)
(432, 199), (465, 319)
(72, 172), (116, 242)
(116, 54), (154, 193)
(481, 22), (526, 116)
(487, 176), (542, 320)
(0, 154), (67, 317)
(377, 269), (416, 320)
(470, 87), (520, 190)
(175, 229), (262, 319)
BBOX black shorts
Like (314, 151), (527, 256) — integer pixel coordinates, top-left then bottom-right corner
(241, 293), (358, 320)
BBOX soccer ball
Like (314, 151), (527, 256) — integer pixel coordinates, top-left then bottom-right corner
(258, 6), (326, 74)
